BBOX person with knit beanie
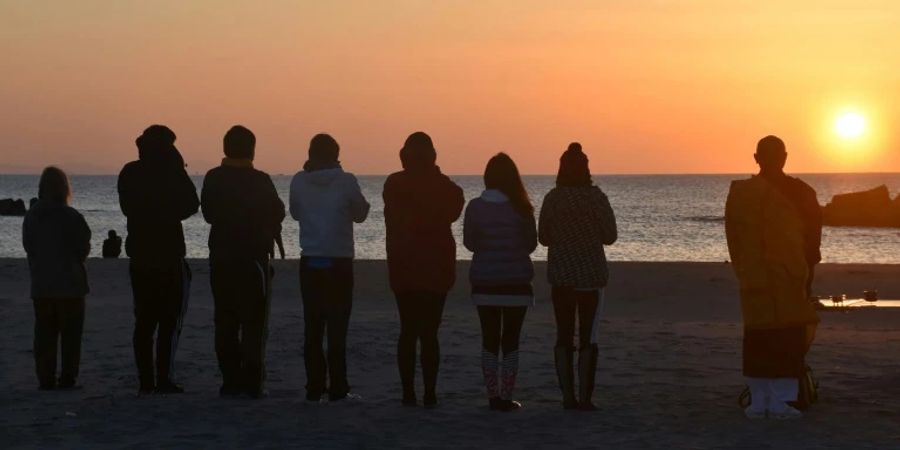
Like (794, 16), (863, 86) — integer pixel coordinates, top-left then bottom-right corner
(538, 142), (618, 411)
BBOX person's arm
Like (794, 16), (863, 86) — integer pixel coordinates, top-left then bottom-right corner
(117, 165), (137, 218)
(174, 170), (200, 221)
(200, 173), (220, 225)
(537, 193), (553, 247)
(289, 174), (302, 221)
(348, 175), (370, 224)
(724, 182), (740, 266)
(462, 202), (477, 252)
(72, 211), (92, 261)
(445, 181), (465, 223)
(524, 213), (538, 253)
(21, 213), (35, 256)
(596, 191), (618, 245)
(265, 174), (286, 240)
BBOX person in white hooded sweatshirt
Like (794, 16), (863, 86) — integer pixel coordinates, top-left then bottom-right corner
(289, 133), (370, 402)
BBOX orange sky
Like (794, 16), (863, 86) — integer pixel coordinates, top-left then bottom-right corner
(1, 1), (898, 175)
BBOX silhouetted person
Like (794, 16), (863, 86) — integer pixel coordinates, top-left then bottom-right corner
(201, 125), (285, 398)
(463, 153), (536, 411)
(538, 143), (617, 411)
(102, 230), (122, 258)
(383, 132), (464, 408)
(290, 133), (370, 402)
(23, 167), (91, 390)
(118, 125), (199, 395)
(725, 135), (821, 420)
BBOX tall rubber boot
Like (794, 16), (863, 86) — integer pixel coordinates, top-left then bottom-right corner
(554, 345), (577, 409)
(577, 344), (598, 411)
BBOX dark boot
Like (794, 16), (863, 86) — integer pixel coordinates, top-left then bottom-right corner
(554, 345), (577, 409)
(577, 344), (598, 411)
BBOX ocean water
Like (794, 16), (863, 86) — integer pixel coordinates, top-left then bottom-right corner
(3, 173), (900, 263)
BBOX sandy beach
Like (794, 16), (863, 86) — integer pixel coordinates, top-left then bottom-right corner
(2, 259), (899, 449)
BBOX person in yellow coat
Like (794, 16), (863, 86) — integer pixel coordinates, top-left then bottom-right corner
(725, 135), (822, 420)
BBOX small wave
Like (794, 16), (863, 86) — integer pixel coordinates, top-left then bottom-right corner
(686, 215), (724, 223)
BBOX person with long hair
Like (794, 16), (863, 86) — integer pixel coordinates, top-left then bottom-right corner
(383, 132), (465, 408)
(538, 143), (617, 411)
(23, 166), (91, 390)
(463, 153), (537, 411)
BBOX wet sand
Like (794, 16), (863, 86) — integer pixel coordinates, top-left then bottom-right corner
(2, 259), (899, 449)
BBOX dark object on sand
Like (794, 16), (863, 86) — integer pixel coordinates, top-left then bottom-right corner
(103, 230), (123, 258)
(863, 290), (878, 302)
(0, 198), (27, 216)
(822, 185), (900, 228)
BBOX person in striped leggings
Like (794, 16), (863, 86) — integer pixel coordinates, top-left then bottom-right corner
(464, 153), (537, 411)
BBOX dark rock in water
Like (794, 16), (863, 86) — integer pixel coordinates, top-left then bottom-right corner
(0, 198), (27, 216)
(822, 185), (900, 227)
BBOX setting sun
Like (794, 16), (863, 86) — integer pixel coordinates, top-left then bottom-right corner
(835, 112), (866, 139)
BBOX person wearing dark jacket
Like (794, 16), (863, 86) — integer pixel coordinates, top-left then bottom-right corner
(290, 133), (370, 402)
(383, 131), (465, 408)
(463, 153), (537, 411)
(102, 230), (122, 258)
(538, 143), (617, 411)
(23, 167), (91, 390)
(202, 125), (286, 398)
(118, 125), (199, 395)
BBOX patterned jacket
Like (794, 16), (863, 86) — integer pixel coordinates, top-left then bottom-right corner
(538, 186), (617, 288)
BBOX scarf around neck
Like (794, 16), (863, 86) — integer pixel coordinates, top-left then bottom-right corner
(221, 157), (253, 169)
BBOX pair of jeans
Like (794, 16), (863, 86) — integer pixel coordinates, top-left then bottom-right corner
(299, 257), (353, 400)
(551, 287), (599, 350)
(395, 292), (447, 397)
(33, 298), (85, 387)
(130, 259), (190, 389)
(211, 259), (272, 395)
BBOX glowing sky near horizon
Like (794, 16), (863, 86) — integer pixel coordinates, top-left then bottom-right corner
(1, 1), (898, 175)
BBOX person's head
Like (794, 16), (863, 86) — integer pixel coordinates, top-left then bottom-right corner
(399, 131), (437, 171)
(308, 133), (340, 165)
(484, 153), (533, 216)
(136, 125), (184, 169)
(224, 125), (256, 160)
(108, 230), (118, 239)
(754, 135), (787, 173)
(38, 166), (71, 205)
(556, 142), (592, 187)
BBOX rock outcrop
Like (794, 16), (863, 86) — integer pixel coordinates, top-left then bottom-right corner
(822, 185), (900, 228)
(0, 198), (27, 216)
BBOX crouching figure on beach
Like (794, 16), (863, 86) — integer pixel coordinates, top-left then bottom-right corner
(538, 143), (617, 410)
(290, 133), (370, 402)
(23, 167), (91, 390)
(384, 132), (465, 408)
(725, 135), (822, 420)
(464, 153), (537, 411)
(201, 126), (286, 398)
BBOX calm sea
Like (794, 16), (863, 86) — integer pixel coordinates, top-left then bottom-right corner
(2, 173), (900, 263)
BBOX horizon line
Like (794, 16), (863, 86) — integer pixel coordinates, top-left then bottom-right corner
(4, 170), (900, 177)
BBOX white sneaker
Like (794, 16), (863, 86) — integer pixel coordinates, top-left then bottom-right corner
(769, 404), (802, 420)
(744, 406), (767, 420)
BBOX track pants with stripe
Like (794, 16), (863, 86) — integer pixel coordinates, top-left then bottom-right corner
(211, 258), (272, 396)
(130, 259), (191, 389)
